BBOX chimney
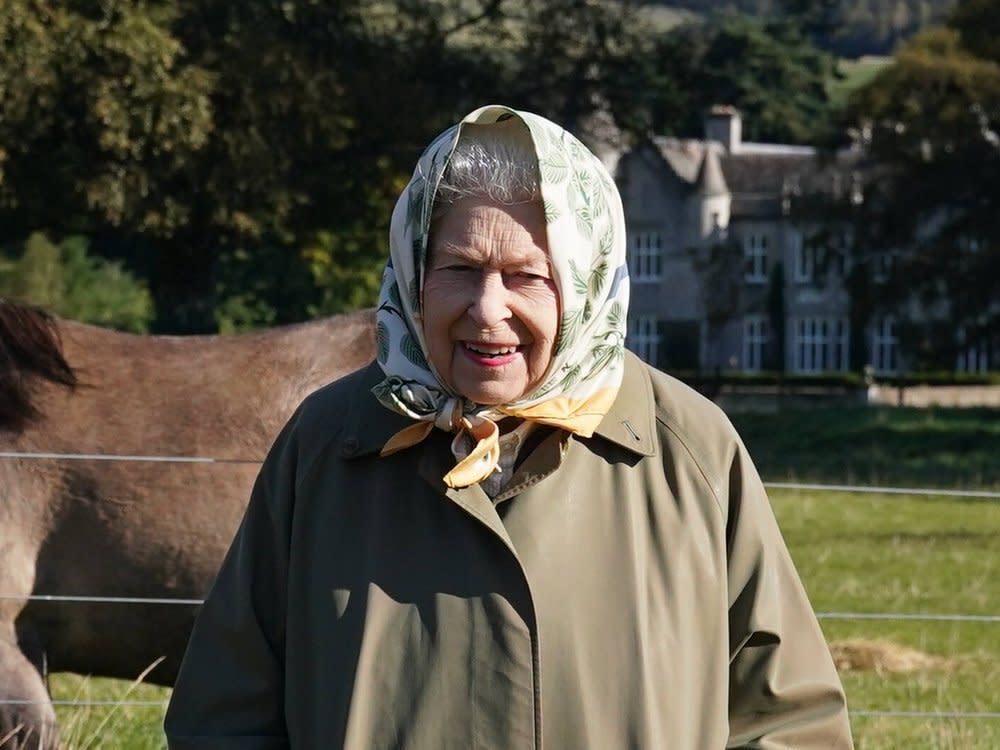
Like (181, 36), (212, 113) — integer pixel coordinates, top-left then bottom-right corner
(704, 105), (742, 153)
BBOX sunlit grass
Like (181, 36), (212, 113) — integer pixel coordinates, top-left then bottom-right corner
(773, 488), (1000, 748)
(50, 673), (168, 750)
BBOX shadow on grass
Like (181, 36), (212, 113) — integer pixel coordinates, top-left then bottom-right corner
(730, 406), (1000, 489)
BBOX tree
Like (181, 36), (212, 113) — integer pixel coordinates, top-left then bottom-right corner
(0, 0), (215, 329)
(643, 14), (838, 144)
(0, 0), (657, 332)
(846, 1), (1000, 368)
(0, 233), (154, 332)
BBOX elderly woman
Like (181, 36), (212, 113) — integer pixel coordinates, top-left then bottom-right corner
(165, 106), (852, 749)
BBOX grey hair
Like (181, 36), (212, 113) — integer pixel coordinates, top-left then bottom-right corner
(432, 119), (541, 219)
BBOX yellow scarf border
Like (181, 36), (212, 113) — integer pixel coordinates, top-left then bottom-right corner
(380, 387), (618, 488)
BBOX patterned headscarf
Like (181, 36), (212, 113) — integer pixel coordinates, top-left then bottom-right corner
(372, 105), (629, 488)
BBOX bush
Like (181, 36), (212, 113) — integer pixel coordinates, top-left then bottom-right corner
(0, 232), (154, 332)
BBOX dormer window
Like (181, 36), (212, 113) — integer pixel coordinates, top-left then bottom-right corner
(792, 231), (815, 283)
(630, 231), (663, 282)
(744, 233), (768, 283)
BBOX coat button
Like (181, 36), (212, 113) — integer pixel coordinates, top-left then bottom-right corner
(340, 437), (359, 457)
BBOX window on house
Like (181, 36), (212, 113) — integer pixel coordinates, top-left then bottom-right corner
(958, 236), (984, 273)
(742, 315), (768, 372)
(792, 318), (829, 373)
(629, 231), (663, 282)
(792, 232), (815, 283)
(873, 252), (894, 283)
(957, 344), (990, 373)
(793, 317), (849, 373)
(627, 315), (661, 366)
(871, 316), (898, 374)
(956, 329), (992, 373)
(825, 229), (851, 278)
(744, 232), (768, 283)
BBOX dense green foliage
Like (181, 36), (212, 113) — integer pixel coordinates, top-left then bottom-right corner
(636, 14), (838, 142)
(1, 0), (991, 365)
(0, 233), (153, 331)
(0, 0), (841, 332)
(842, 0), (1000, 368)
(645, 0), (956, 56)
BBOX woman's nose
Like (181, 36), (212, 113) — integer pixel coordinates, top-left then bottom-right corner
(468, 271), (512, 326)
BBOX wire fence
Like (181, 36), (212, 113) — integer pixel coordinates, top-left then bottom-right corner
(0, 449), (997, 723)
(2, 700), (997, 721)
(5, 593), (1000, 627)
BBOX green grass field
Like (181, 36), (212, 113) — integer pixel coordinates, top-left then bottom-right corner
(829, 55), (893, 109)
(48, 407), (1000, 748)
(731, 405), (1000, 489)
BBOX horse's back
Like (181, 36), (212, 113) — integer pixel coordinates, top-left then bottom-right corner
(1, 304), (376, 684)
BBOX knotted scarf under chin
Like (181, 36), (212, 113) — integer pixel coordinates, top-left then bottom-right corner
(379, 389), (618, 489)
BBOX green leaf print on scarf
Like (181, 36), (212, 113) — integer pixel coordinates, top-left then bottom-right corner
(557, 363), (582, 392)
(376, 321), (390, 364)
(410, 237), (424, 304)
(589, 260), (608, 299)
(387, 281), (402, 310)
(555, 308), (583, 357)
(539, 149), (570, 186)
(568, 175), (595, 239)
(582, 342), (624, 384)
(544, 200), (561, 225)
(607, 301), (624, 330)
(598, 226), (614, 256)
(569, 260), (588, 298)
(401, 332), (428, 369)
(407, 176), (426, 227)
(408, 275), (420, 312)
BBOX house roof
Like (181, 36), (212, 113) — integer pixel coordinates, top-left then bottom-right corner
(647, 136), (858, 217)
(695, 146), (728, 197)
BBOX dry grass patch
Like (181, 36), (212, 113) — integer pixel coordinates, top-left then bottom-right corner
(830, 639), (954, 675)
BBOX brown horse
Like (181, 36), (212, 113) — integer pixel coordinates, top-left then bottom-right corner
(0, 300), (375, 749)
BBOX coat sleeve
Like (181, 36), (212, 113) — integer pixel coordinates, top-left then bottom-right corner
(163, 416), (300, 750)
(724, 436), (854, 750)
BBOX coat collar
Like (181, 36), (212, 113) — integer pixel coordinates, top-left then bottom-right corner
(588, 350), (657, 457)
(337, 351), (657, 461)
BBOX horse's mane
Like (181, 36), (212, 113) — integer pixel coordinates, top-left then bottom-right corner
(0, 300), (77, 433)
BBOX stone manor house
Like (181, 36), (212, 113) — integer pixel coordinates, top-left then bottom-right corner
(606, 107), (992, 377)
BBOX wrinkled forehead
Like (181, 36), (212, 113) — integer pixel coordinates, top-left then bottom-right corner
(428, 195), (551, 268)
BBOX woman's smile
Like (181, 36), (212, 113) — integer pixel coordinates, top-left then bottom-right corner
(461, 341), (523, 367)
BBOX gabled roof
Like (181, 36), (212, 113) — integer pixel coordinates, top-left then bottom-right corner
(695, 145), (728, 197)
(647, 136), (858, 217)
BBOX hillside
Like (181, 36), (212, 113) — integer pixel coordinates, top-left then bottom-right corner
(643, 0), (957, 55)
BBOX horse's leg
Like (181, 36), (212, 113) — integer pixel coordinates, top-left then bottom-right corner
(0, 623), (57, 750)
(0, 534), (57, 750)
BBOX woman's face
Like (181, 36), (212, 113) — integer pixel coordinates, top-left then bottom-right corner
(422, 196), (559, 405)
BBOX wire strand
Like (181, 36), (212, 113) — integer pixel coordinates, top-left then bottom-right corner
(765, 481), (1000, 500)
(0, 594), (203, 605)
(0, 450), (259, 464)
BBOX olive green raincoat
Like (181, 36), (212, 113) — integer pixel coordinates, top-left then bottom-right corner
(165, 353), (853, 749)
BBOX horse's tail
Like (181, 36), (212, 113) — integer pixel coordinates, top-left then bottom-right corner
(0, 300), (77, 433)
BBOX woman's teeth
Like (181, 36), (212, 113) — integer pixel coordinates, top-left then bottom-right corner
(466, 343), (517, 356)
